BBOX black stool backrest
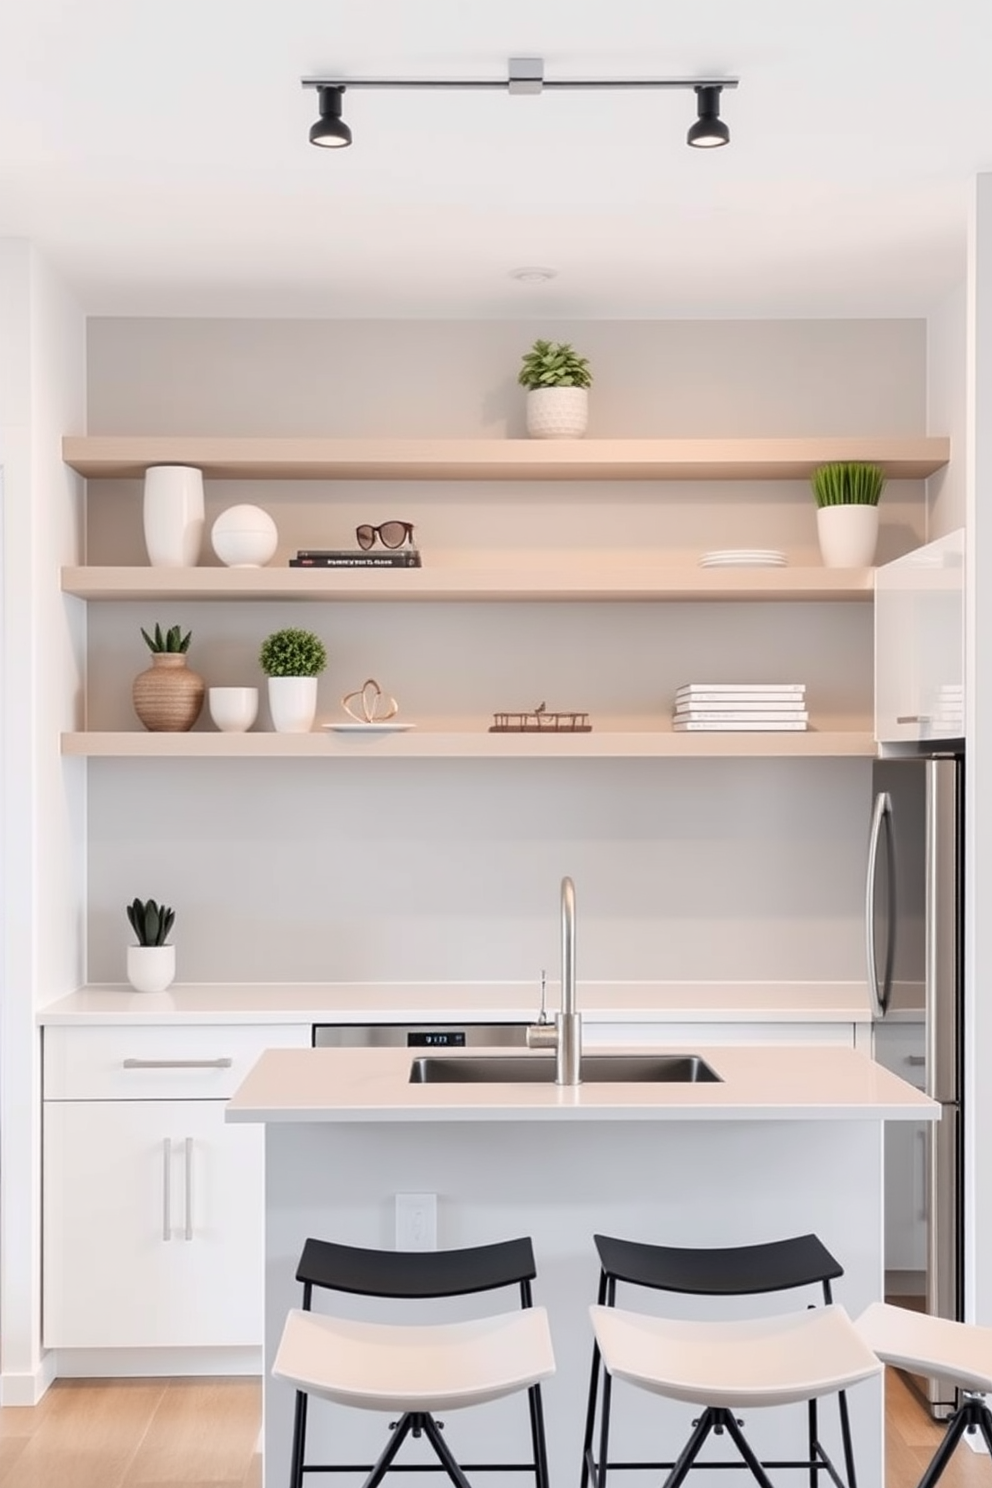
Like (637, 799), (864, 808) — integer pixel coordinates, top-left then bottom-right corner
(593, 1232), (842, 1300)
(296, 1235), (537, 1303)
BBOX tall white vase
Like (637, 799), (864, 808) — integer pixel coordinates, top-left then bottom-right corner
(816, 505), (880, 568)
(143, 465), (205, 567)
(267, 676), (318, 733)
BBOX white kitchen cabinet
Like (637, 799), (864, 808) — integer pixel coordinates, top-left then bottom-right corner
(875, 528), (965, 745)
(42, 1021), (309, 1351)
(873, 1019), (927, 1279)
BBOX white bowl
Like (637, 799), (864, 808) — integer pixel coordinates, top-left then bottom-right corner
(208, 686), (259, 732)
(211, 504), (278, 567)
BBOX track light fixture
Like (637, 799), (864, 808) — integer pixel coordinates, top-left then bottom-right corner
(309, 86), (352, 148)
(302, 58), (738, 151)
(686, 85), (730, 149)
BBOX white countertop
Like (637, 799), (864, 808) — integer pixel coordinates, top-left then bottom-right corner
(37, 979), (873, 1025)
(225, 1043), (935, 1124)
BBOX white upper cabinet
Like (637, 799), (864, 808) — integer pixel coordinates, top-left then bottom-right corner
(875, 529), (965, 744)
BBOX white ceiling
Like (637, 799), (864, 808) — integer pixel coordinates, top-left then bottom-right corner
(0, 0), (988, 320)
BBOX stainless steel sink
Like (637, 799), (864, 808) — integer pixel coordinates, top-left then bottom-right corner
(409, 1053), (722, 1084)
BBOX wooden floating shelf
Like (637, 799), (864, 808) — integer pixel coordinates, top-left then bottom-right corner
(62, 435), (951, 483)
(61, 565), (875, 603)
(62, 731), (878, 760)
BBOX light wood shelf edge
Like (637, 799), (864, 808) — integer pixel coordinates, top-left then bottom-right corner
(62, 435), (950, 482)
(61, 731), (878, 760)
(61, 566), (875, 602)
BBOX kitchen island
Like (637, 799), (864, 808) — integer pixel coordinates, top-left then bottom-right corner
(227, 1042), (934, 1488)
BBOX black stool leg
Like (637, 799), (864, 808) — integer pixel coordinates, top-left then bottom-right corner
(526, 1382), (551, 1488)
(720, 1411), (778, 1488)
(916, 1400), (985, 1488)
(289, 1389), (309, 1488)
(594, 1365), (616, 1488)
(976, 1401), (992, 1457)
(420, 1412), (474, 1488)
(807, 1396), (818, 1488)
(362, 1412), (416, 1488)
(581, 1270), (611, 1488)
(660, 1408), (721, 1488)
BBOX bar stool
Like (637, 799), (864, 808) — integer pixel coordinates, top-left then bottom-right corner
(272, 1235), (555, 1488)
(581, 1232), (874, 1488)
(856, 1302), (992, 1488)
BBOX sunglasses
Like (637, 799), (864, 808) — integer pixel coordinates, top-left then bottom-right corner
(356, 521), (415, 551)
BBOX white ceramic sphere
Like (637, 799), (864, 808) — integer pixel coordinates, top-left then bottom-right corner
(211, 504), (278, 567)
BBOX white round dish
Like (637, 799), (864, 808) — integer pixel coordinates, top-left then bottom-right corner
(323, 723), (416, 733)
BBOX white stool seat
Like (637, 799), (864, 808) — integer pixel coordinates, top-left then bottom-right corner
(856, 1302), (992, 1394)
(590, 1302), (881, 1409)
(274, 1305), (555, 1414)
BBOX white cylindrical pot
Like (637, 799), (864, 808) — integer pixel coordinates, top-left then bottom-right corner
(526, 387), (589, 439)
(268, 676), (318, 733)
(142, 466), (205, 567)
(816, 505), (880, 568)
(127, 944), (176, 994)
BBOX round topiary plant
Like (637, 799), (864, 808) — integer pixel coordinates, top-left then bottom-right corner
(259, 628), (327, 677)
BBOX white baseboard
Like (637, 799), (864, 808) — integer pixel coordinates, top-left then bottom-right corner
(1, 1351), (57, 1405)
(51, 1345), (261, 1378)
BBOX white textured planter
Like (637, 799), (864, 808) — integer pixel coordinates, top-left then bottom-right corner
(268, 676), (318, 733)
(816, 505), (880, 568)
(526, 387), (589, 439)
(142, 465), (205, 567)
(127, 944), (176, 994)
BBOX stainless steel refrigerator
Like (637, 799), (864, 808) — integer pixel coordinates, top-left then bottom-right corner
(867, 754), (964, 1418)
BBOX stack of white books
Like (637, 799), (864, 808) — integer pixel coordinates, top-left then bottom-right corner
(673, 683), (808, 731)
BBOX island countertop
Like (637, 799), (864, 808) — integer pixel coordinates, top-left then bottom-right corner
(225, 1042), (935, 1124)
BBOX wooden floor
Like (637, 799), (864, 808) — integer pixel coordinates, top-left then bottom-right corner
(0, 1369), (987, 1488)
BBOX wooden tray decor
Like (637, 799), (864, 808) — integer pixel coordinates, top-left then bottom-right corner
(490, 703), (592, 733)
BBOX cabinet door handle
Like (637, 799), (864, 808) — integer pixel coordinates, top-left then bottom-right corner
(906, 1054), (926, 1066)
(184, 1137), (193, 1242)
(896, 715), (930, 724)
(123, 1058), (233, 1069)
(163, 1137), (172, 1242)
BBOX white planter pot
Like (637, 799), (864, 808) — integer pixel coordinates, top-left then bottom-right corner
(268, 676), (318, 733)
(816, 505), (880, 568)
(526, 387), (589, 439)
(142, 465), (205, 567)
(127, 944), (176, 994)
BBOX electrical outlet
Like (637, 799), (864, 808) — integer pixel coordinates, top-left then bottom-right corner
(395, 1192), (437, 1251)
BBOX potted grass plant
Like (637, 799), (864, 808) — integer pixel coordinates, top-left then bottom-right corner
(811, 461), (887, 568)
(259, 627), (327, 733)
(518, 339), (592, 439)
(126, 897), (177, 992)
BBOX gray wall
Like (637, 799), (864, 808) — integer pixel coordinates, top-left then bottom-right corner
(84, 318), (927, 991)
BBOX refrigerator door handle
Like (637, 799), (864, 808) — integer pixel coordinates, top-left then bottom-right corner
(866, 789), (895, 1017)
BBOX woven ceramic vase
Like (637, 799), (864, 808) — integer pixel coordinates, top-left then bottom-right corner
(132, 653), (206, 732)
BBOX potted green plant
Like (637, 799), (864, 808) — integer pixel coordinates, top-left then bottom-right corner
(810, 461), (887, 568)
(125, 897), (177, 992)
(259, 627), (328, 733)
(132, 622), (205, 732)
(518, 339), (592, 439)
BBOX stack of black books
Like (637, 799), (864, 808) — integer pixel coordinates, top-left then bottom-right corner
(289, 548), (422, 569)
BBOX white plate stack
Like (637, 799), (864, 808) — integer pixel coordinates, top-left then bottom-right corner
(699, 549), (787, 568)
(673, 683), (808, 731)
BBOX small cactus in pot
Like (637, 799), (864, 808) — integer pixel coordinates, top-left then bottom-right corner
(127, 897), (175, 946)
(132, 622), (205, 731)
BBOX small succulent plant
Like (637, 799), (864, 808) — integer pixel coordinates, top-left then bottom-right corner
(127, 897), (175, 947)
(259, 627), (327, 677)
(518, 339), (592, 390)
(810, 462), (886, 509)
(141, 623), (192, 653)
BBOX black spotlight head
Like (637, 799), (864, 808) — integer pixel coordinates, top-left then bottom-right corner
(309, 86), (352, 148)
(687, 85), (729, 149)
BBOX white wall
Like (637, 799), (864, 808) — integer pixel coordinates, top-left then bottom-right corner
(82, 317), (926, 995)
(0, 240), (86, 1403)
(926, 284), (968, 536)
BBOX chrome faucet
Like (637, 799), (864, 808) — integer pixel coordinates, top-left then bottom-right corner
(528, 876), (581, 1085)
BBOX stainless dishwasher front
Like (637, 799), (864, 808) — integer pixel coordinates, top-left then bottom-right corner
(312, 1022), (532, 1049)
